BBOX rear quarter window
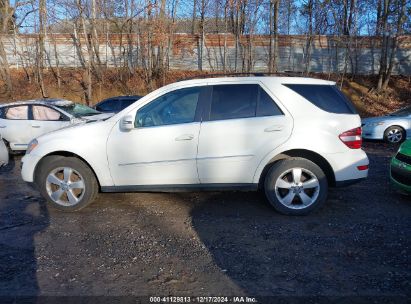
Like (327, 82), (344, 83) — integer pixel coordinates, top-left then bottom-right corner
(284, 84), (357, 114)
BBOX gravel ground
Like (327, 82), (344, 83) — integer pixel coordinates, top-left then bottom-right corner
(0, 142), (409, 301)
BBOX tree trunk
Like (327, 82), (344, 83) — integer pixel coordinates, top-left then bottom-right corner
(377, 0), (390, 91)
(382, 0), (406, 90)
(38, 0), (47, 97)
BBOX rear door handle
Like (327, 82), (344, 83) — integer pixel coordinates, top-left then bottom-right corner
(32, 125), (41, 128)
(264, 125), (284, 132)
(175, 134), (194, 141)
(0, 126), (6, 128)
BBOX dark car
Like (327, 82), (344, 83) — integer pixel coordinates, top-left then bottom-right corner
(94, 95), (142, 113)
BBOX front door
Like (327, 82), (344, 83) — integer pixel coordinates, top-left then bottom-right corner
(107, 86), (205, 186)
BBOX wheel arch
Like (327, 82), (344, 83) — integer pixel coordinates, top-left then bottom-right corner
(258, 149), (336, 189)
(34, 151), (102, 190)
(384, 124), (406, 135)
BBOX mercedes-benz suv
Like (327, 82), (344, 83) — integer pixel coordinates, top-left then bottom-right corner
(21, 77), (369, 215)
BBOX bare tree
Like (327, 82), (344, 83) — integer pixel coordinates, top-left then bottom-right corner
(378, 0), (407, 90)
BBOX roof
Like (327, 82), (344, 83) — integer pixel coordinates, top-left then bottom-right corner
(101, 95), (142, 100)
(174, 76), (335, 87)
(0, 98), (74, 107)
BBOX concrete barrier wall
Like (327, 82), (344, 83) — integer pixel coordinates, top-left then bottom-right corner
(1, 34), (411, 75)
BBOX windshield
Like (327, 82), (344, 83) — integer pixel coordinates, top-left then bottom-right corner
(56, 103), (101, 118)
(391, 105), (411, 116)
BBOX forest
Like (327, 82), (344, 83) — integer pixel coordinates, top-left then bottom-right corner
(0, 0), (410, 114)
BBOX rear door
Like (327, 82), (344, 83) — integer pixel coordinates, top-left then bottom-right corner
(0, 105), (32, 150)
(197, 83), (293, 184)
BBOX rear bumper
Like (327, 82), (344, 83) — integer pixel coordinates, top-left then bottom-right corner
(335, 177), (366, 187)
(324, 149), (369, 183)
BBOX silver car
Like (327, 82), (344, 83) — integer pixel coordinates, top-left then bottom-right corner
(0, 99), (112, 152)
(362, 105), (411, 144)
(0, 137), (8, 167)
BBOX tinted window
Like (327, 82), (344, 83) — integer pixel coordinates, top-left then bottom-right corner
(391, 105), (411, 116)
(121, 99), (137, 109)
(5, 106), (29, 120)
(136, 87), (200, 128)
(96, 99), (120, 112)
(33, 106), (62, 121)
(210, 84), (257, 120)
(284, 84), (356, 114)
(257, 87), (283, 116)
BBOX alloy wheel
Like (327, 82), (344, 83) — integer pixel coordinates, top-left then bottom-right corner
(387, 128), (403, 143)
(274, 167), (320, 209)
(45, 167), (85, 206)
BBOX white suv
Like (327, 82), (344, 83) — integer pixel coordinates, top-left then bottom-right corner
(21, 77), (369, 215)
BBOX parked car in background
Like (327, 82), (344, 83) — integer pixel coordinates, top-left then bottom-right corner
(0, 99), (112, 152)
(0, 137), (8, 167)
(362, 105), (411, 144)
(390, 139), (411, 194)
(94, 95), (142, 113)
(22, 76), (369, 215)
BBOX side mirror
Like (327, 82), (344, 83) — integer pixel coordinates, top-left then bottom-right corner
(120, 115), (135, 131)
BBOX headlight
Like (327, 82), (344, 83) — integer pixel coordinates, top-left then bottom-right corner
(26, 139), (38, 154)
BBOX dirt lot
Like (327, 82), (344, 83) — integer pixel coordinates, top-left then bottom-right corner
(0, 142), (410, 302)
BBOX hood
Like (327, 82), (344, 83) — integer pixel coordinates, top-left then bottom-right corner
(36, 118), (108, 143)
(399, 139), (411, 154)
(68, 112), (114, 125)
(82, 112), (114, 121)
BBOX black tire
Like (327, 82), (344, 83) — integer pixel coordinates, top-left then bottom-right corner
(384, 126), (405, 144)
(264, 157), (328, 215)
(36, 156), (98, 211)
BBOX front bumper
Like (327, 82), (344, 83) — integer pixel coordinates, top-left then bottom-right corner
(390, 158), (411, 193)
(0, 139), (8, 167)
(21, 153), (42, 183)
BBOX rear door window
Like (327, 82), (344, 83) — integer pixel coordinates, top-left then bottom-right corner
(209, 84), (283, 121)
(284, 84), (357, 114)
(257, 87), (283, 117)
(32, 106), (63, 121)
(210, 84), (258, 120)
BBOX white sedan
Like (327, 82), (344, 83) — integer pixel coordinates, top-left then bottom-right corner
(0, 137), (8, 167)
(0, 99), (112, 152)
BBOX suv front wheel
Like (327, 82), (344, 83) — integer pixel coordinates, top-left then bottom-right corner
(264, 158), (328, 215)
(37, 156), (98, 211)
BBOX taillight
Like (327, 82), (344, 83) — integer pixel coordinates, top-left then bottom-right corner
(339, 127), (362, 149)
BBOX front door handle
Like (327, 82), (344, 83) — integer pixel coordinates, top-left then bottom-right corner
(264, 125), (284, 132)
(32, 125), (41, 128)
(0, 126), (6, 128)
(175, 134), (194, 141)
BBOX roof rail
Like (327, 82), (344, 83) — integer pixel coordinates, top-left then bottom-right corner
(177, 71), (305, 82)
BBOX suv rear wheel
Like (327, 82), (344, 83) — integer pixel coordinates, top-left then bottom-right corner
(37, 156), (98, 211)
(264, 158), (328, 215)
